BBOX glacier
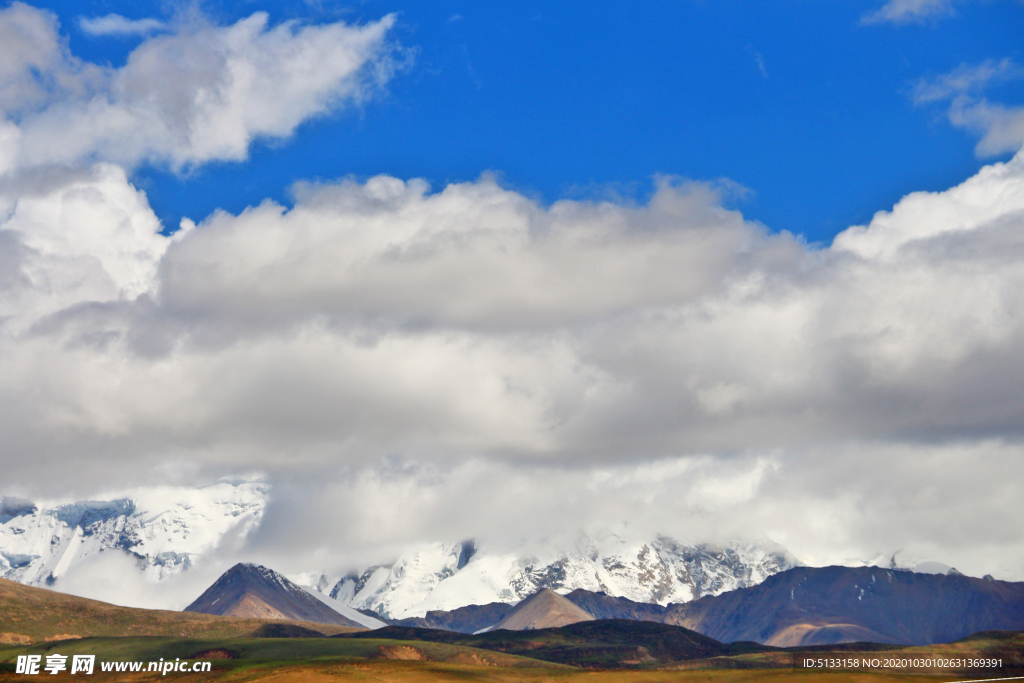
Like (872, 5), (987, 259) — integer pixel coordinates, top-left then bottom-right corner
(0, 481), (268, 587)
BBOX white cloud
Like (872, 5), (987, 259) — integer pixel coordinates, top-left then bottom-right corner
(0, 3), (105, 117)
(863, 0), (959, 24)
(912, 59), (1024, 104)
(0, 164), (171, 329)
(0, 3), (400, 171)
(14, 157), (1024, 584)
(78, 14), (166, 37)
(913, 59), (1024, 157)
(247, 439), (1024, 582)
(948, 100), (1024, 157)
(3, 154), (1024, 574)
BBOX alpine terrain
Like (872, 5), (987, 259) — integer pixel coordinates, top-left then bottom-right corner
(0, 482), (268, 587)
(185, 563), (370, 628)
(317, 536), (801, 619)
(556, 566), (1024, 646)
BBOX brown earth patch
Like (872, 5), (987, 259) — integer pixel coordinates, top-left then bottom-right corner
(0, 633), (31, 645)
(194, 648), (239, 660)
(44, 634), (81, 642)
(450, 652), (496, 666)
(377, 645), (424, 660)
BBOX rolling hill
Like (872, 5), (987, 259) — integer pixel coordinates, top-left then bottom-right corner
(0, 577), (358, 644)
(338, 619), (775, 668)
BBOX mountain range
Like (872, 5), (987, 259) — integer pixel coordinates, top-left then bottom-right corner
(0, 484), (804, 618)
(0, 482), (268, 587)
(4, 481), (1017, 647)
(316, 536), (800, 619)
(185, 561), (1024, 647)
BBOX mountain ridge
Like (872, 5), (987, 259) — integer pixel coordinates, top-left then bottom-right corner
(0, 482), (268, 589)
(322, 536), (800, 619)
(551, 566), (1024, 646)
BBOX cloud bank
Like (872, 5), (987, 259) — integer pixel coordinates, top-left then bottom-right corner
(1, 2), (1024, 583)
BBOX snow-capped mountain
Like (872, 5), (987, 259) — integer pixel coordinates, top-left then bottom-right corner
(2, 480), (799, 620)
(184, 562), (375, 628)
(0, 481), (268, 587)
(325, 536), (801, 620)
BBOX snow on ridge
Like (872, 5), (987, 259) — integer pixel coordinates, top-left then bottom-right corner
(329, 536), (800, 620)
(847, 551), (963, 576)
(299, 586), (386, 629)
(0, 481), (269, 587)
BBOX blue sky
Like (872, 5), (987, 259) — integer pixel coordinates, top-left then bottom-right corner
(26, 0), (1024, 243)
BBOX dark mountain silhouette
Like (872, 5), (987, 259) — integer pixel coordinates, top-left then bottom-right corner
(394, 601), (513, 633)
(185, 563), (361, 628)
(372, 566), (1024, 646)
(561, 566), (1024, 646)
(564, 589), (670, 621)
(338, 619), (773, 668)
(661, 566), (1024, 645)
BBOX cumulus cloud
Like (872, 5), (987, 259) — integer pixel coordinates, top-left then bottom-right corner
(0, 2), (400, 171)
(4, 152), (1024, 579)
(1, 1), (1023, 586)
(248, 441), (1024, 582)
(78, 14), (166, 37)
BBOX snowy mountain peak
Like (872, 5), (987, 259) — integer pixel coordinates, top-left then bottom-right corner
(0, 481), (269, 587)
(330, 536), (800, 620)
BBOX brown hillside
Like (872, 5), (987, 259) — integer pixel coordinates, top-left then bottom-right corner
(488, 589), (595, 631)
(184, 563), (362, 627)
(0, 577), (360, 643)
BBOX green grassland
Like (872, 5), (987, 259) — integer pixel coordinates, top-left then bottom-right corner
(0, 635), (565, 670)
(2, 631), (1021, 681)
(0, 656), (985, 683)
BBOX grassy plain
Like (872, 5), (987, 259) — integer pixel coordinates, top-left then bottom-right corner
(2, 633), (1021, 682)
(0, 658), (980, 683)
